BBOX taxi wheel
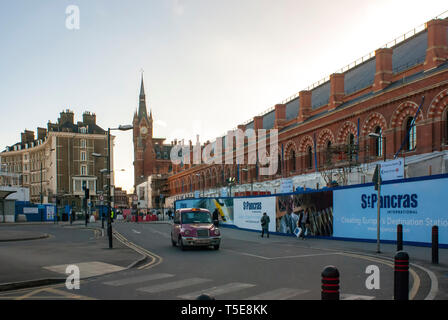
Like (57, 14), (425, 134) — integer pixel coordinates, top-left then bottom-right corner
(171, 234), (177, 247)
(178, 237), (186, 251)
(213, 244), (220, 250)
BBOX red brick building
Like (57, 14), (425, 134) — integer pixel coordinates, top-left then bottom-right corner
(165, 17), (448, 198)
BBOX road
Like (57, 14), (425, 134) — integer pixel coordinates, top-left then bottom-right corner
(0, 220), (437, 300)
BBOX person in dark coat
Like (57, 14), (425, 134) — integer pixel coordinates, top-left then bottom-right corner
(260, 212), (270, 238)
(212, 209), (219, 227)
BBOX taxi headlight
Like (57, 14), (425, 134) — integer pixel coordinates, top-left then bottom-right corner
(213, 229), (220, 236)
(183, 229), (192, 236)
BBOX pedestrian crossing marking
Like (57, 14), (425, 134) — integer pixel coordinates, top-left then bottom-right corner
(244, 288), (310, 300)
(137, 278), (212, 294)
(103, 273), (175, 286)
(178, 282), (255, 300)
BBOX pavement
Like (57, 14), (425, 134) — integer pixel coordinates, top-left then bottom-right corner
(0, 221), (144, 291)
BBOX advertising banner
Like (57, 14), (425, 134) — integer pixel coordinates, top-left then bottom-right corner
(175, 198), (234, 225)
(276, 191), (333, 236)
(234, 197), (276, 232)
(333, 176), (448, 245)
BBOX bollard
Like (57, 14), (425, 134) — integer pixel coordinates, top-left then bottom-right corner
(394, 251), (409, 300)
(397, 224), (403, 252)
(321, 266), (339, 300)
(432, 226), (439, 264)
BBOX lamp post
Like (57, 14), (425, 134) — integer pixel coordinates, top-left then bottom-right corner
(93, 124), (132, 249)
(369, 132), (386, 254)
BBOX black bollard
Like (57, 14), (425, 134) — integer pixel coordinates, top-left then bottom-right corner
(397, 224), (403, 252)
(321, 266), (339, 300)
(432, 226), (438, 265)
(394, 251), (409, 300)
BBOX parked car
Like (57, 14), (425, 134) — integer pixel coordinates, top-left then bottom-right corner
(171, 208), (221, 250)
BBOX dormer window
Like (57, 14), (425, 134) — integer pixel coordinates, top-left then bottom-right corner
(80, 127), (87, 134)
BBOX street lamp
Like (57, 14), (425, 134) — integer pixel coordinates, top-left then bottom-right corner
(369, 132), (385, 254)
(92, 125), (132, 248)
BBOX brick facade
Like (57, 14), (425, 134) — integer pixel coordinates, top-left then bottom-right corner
(167, 18), (448, 197)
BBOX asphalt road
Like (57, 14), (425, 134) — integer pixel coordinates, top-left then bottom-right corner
(3, 220), (438, 301)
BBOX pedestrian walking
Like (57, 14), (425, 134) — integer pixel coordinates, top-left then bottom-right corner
(260, 212), (270, 238)
(212, 209), (219, 227)
(298, 208), (310, 239)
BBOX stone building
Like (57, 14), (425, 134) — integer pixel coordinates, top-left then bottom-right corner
(0, 110), (114, 212)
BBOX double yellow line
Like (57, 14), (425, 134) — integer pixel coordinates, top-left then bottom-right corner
(113, 230), (163, 270)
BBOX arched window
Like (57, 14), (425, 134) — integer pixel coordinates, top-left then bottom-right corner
(290, 150), (296, 172)
(347, 133), (355, 162)
(278, 154), (282, 175)
(406, 117), (416, 151)
(375, 127), (383, 157)
(307, 146), (313, 169)
(325, 141), (332, 165)
(445, 110), (448, 144)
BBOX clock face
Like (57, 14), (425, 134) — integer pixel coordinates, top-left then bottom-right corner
(141, 127), (148, 135)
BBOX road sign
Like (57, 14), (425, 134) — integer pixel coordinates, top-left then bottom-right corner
(380, 159), (404, 181)
(99, 195), (104, 201)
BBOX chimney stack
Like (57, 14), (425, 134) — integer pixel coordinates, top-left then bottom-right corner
(274, 104), (286, 129)
(424, 19), (448, 71)
(329, 73), (345, 110)
(297, 90), (311, 122)
(373, 48), (393, 92)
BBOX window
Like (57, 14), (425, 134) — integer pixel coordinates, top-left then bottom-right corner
(277, 154), (282, 175)
(81, 151), (86, 162)
(445, 110), (448, 144)
(290, 150), (296, 172)
(307, 146), (313, 169)
(375, 127), (383, 157)
(80, 127), (87, 134)
(406, 117), (416, 151)
(347, 133), (355, 162)
(81, 165), (87, 176)
(325, 141), (332, 165)
(80, 139), (86, 148)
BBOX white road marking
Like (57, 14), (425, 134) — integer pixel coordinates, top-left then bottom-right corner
(43, 262), (125, 278)
(341, 294), (375, 300)
(137, 278), (212, 294)
(103, 273), (175, 286)
(132, 229), (141, 234)
(244, 288), (309, 300)
(178, 282), (256, 300)
(224, 248), (342, 260)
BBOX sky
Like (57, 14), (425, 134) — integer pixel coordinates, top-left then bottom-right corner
(0, 0), (447, 193)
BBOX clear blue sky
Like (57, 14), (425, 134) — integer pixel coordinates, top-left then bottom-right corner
(0, 0), (446, 193)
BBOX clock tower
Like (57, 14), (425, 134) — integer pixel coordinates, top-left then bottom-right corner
(133, 75), (154, 190)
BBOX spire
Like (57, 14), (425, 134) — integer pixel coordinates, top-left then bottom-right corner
(138, 73), (149, 120)
(139, 74), (145, 98)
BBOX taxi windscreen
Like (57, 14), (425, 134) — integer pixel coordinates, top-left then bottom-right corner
(181, 211), (212, 224)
